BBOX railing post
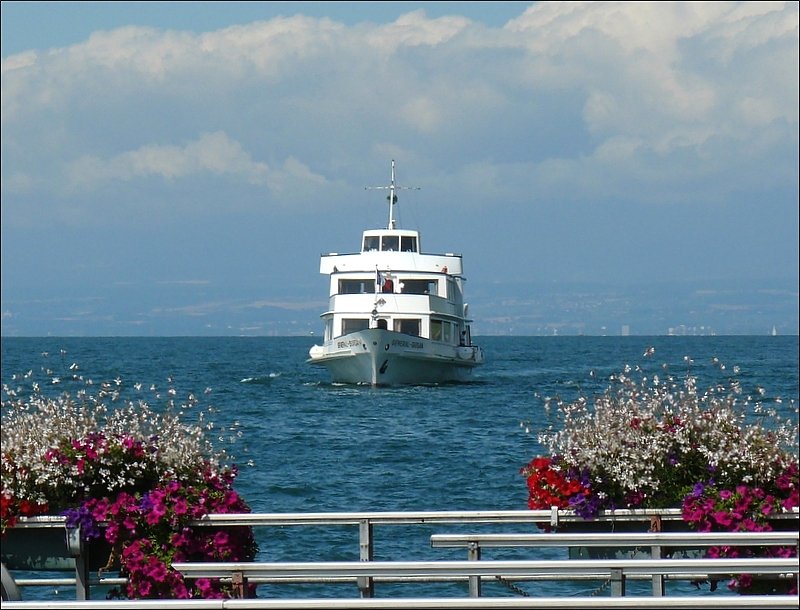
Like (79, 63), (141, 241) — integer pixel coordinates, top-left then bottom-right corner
(65, 525), (89, 600)
(650, 544), (664, 596)
(231, 571), (248, 598)
(610, 567), (625, 597)
(467, 541), (481, 597)
(649, 513), (664, 596)
(358, 519), (374, 598)
(1, 563), (22, 602)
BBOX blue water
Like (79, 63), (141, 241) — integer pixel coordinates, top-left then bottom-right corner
(2, 335), (797, 600)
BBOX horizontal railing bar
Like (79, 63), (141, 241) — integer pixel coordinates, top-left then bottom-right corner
(174, 572), (790, 586)
(3, 595), (800, 609)
(12, 577), (128, 588)
(11, 509), (797, 529)
(12, 578), (76, 587)
(431, 531), (800, 548)
(4, 516), (68, 528)
(187, 509), (686, 527)
(173, 558), (797, 579)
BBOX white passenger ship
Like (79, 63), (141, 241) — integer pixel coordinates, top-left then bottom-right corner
(308, 161), (485, 385)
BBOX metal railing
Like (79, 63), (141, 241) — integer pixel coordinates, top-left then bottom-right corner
(172, 556), (798, 595)
(3, 595), (800, 609)
(430, 531), (800, 597)
(3, 508), (798, 606)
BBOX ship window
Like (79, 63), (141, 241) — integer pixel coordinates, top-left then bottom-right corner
(394, 318), (420, 336)
(401, 236), (417, 252)
(339, 279), (372, 294)
(402, 279), (438, 295)
(363, 236), (379, 251)
(381, 235), (399, 251)
(431, 320), (443, 341)
(342, 318), (369, 335)
(443, 322), (452, 343)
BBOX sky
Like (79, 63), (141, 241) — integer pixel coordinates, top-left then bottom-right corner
(1, 1), (798, 337)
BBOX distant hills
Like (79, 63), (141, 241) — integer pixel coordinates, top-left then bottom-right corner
(2, 278), (797, 337)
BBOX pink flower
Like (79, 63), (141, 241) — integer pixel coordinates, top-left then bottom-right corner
(105, 522), (120, 544)
(173, 497), (188, 516)
(782, 490), (799, 510)
(712, 511), (733, 527)
(171, 579), (190, 599)
(731, 574), (752, 590)
(195, 579), (214, 597)
(91, 497), (110, 521)
(213, 531), (230, 547)
(146, 559), (168, 584)
(135, 579), (152, 597)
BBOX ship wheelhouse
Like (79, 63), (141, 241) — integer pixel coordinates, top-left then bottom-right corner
(318, 225), (471, 346)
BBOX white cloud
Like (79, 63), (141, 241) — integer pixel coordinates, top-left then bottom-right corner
(1, 1), (797, 214)
(400, 96), (442, 133)
(507, 1), (796, 152)
(65, 132), (269, 189)
(365, 9), (471, 51)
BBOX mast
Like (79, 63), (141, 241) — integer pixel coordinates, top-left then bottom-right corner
(366, 160), (420, 229)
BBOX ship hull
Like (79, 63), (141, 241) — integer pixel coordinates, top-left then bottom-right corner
(308, 329), (483, 386)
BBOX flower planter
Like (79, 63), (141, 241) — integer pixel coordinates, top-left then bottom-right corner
(1, 522), (111, 572)
(557, 514), (701, 560)
(557, 511), (800, 561)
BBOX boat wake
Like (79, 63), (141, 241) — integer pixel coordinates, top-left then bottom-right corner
(240, 373), (281, 384)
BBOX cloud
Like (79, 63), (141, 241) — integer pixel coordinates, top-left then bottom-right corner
(364, 9), (471, 51)
(65, 132), (270, 189)
(2, 2), (795, 215)
(506, 1), (797, 151)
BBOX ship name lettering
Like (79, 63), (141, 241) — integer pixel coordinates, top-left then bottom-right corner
(391, 339), (424, 349)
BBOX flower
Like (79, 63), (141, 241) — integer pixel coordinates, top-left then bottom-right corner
(523, 351), (798, 517)
(522, 350), (798, 595)
(681, 469), (799, 594)
(1, 363), (258, 600)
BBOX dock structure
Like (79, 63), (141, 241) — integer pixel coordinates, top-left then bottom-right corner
(2, 508), (798, 608)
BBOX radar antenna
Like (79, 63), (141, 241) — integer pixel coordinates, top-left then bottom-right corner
(365, 160), (420, 229)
